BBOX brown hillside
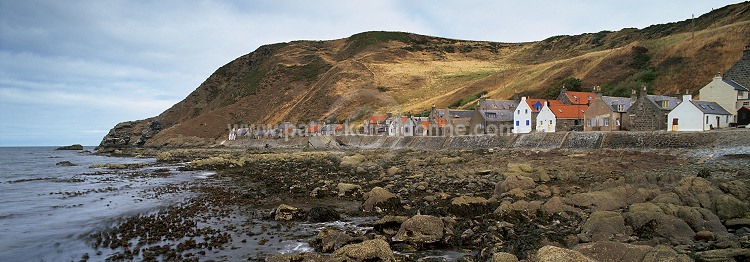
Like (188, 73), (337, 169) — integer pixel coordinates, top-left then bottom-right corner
(99, 2), (750, 148)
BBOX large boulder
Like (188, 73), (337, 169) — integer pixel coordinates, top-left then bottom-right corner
(536, 245), (596, 262)
(392, 215), (445, 244)
(673, 176), (721, 210)
(495, 174), (536, 195)
(714, 194), (749, 220)
(337, 183), (362, 197)
(361, 187), (400, 213)
(491, 252), (519, 262)
(265, 253), (328, 262)
(624, 203), (695, 243)
(719, 180), (749, 200)
(315, 228), (354, 252)
(330, 239), (395, 262)
(579, 211), (630, 242)
(273, 204), (301, 221)
(308, 206), (340, 222)
(568, 185), (655, 211)
(695, 248), (750, 262)
(641, 245), (692, 262)
(655, 203), (727, 235)
(449, 195), (490, 217)
(573, 241), (652, 262)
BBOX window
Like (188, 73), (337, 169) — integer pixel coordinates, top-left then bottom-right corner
(515, 120), (519, 126)
(517, 110), (520, 114)
(524, 109), (528, 114)
(486, 112), (497, 118)
(744, 102), (750, 106)
(526, 120), (530, 126)
(706, 115), (709, 124)
(603, 117), (610, 126)
(587, 118), (594, 126)
(661, 100), (669, 108)
(616, 104), (624, 112)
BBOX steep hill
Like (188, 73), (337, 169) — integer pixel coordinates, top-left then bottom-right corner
(99, 2), (750, 148)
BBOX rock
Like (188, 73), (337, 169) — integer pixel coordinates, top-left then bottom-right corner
(374, 216), (408, 236)
(361, 187), (400, 213)
(56, 144), (84, 150)
(655, 203), (727, 235)
(536, 245), (596, 262)
(315, 228), (354, 252)
(673, 176), (721, 210)
(308, 206), (340, 222)
(714, 194), (749, 220)
(386, 166), (400, 176)
(541, 196), (578, 214)
(719, 180), (749, 200)
(55, 161), (77, 166)
(273, 204), (300, 221)
(651, 192), (682, 205)
(695, 230), (714, 241)
(495, 174), (535, 195)
(695, 248), (750, 262)
(568, 185), (653, 211)
(265, 252), (328, 262)
(491, 252), (519, 262)
(330, 239), (395, 262)
(580, 211), (630, 242)
(339, 154), (366, 168)
(449, 195), (489, 217)
(725, 217), (750, 229)
(624, 204), (696, 243)
(392, 215), (444, 244)
(641, 245), (692, 262)
(573, 241), (652, 262)
(337, 183), (362, 197)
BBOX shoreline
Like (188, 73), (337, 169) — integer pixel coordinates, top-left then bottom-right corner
(84, 147), (750, 261)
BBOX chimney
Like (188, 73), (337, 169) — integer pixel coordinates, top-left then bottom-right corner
(682, 94), (692, 102)
(640, 85), (647, 98)
(631, 89), (637, 101)
(593, 85), (602, 98)
(715, 72), (722, 80)
(386, 112), (392, 118)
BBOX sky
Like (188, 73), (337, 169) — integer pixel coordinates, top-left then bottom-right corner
(0, 0), (741, 146)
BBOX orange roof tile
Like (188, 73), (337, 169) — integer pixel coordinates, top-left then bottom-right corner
(564, 91), (596, 105)
(435, 118), (448, 128)
(335, 124), (345, 131)
(366, 115), (388, 124)
(306, 124), (322, 133)
(552, 105), (588, 119)
(421, 121), (430, 130)
(526, 99), (563, 112)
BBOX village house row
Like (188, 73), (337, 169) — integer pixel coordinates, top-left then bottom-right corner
(229, 47), (750, 139)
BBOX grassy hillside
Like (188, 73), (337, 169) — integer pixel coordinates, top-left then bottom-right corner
(100, 2), (750, 147)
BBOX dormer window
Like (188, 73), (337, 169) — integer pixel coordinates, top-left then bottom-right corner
(616, 104), (624, 112)
(486, 112), (497, 118)
(661, 100), (669, 108)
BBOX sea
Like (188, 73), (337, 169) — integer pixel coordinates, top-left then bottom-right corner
(0, 147), (210, 261)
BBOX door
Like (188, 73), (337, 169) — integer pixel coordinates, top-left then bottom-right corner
(671, 118), (678, 131)
(716, 116), (720, 128)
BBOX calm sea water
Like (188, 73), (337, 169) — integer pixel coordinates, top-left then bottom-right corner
(0, 147), (209, 261)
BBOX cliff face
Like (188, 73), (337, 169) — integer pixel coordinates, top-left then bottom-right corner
(99, 2), (750, 148)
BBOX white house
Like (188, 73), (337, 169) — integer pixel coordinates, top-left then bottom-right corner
(667, 95), (733, 131)
(387, 115), (418, 136)
(513, 97), (533, 133)
(699, 73), (750, 122)
(536, 102), (557, 132)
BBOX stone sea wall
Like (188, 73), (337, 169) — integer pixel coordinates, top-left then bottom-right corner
(227, 129), (750, 150)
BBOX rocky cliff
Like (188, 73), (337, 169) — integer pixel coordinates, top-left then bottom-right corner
(99, 2), (750, 148)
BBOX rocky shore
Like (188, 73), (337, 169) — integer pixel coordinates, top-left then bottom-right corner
(91, 147), (750, 261)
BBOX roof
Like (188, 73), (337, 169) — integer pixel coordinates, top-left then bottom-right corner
(724, 48), (750, 89)
(420, 120), (430, 130)
(479, 109), (514, 122)
(526, 99), (563, 112)
(366, 115), (388, 124)
(743, 106), (750, 111)
(563, 91), (596, 105)
(646, 95), (681, 111)
(306, 124), (322, 133)
(434, 109), (474, 120)
(552, 105), (588, 119)
(690, 100), (732, 115)
(434, 118), (448, 128)
(722, 78), (749, 92)
(478, 99), (517, 110)
(601, 96), (634, 112)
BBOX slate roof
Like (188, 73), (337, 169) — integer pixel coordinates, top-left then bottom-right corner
(722, 78), (749, 91)
(690, 101), (732, 115)
(724, 48), (750, 90)
(437, 109), (475, 119)
(646, 95), (681, 111)
(601, 96), (634, 112)
(479, 110), (514, 122)
(478, 99), (517, 110)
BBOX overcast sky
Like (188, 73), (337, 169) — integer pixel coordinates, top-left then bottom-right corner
(0, 0), (740, 146)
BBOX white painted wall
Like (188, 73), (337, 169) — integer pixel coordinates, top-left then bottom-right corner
(513, 97), (533, 133)
(536, 103), (556, 132)
(668, 96), (704, 131)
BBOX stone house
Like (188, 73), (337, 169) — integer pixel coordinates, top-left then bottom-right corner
(469, 98), (517, 135)
(625, 86), (682, 131)
(737, 106), (750, 126)
(364, 114), (389, 135)
(699, 73), (749, 123)
(583, 87), (635, 131)
(428, 106), (474, 136)
(557, 87), (596, 106)
(667, 94), (733, 131)
(535, 103), (587, 132)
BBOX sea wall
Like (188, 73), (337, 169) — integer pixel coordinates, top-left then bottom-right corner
(227, 129), (750, 150)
